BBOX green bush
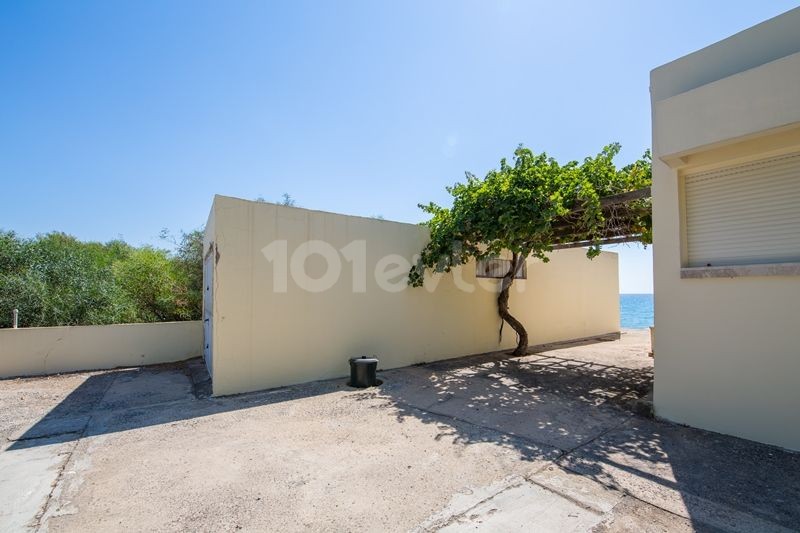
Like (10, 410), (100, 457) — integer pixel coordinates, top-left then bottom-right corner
(0, 230), (202, 328)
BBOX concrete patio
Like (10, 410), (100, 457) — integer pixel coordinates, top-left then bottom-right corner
(1, 330), (798, 532)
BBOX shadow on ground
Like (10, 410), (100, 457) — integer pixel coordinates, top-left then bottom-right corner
(5, 359), (340, 451)
(362, 337), (800, 531)
(3, 333), (800, 531)
(362, 336), (653, 453)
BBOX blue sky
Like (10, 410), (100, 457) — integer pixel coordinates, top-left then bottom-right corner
(1, 1), (796, 293)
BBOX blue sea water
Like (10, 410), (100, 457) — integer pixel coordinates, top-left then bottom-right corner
(620, 294), (653, 329)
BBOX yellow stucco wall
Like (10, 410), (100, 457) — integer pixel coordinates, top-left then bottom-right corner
(0, 321), (203, 378)
(651, 8), (800, 451)
(205, 195), (619, 396)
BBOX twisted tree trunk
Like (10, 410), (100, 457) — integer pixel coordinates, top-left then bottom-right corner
(498, 253), (528, 356)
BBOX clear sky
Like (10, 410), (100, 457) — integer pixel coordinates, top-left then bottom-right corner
(1, 1), (796, 293)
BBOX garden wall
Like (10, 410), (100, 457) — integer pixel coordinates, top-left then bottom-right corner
(205, 195), (620, 395)
(0, 321), (203, 378)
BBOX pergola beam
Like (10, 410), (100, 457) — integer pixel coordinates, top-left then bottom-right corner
(598, 186), (651, 208)
(547, 186), (652, 249)
(551, 235), (644, 250)
(550, 186), (651, 229)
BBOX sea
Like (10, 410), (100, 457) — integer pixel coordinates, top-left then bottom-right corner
(620, 293), (653, 329)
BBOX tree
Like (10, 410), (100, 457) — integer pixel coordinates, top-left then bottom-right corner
(113, 247), (188, 322)
(1, 229), (205, 328)
(159, 228), (204, 320)
(173, 229), (204, 320)
(0, 231), (134, 327)
(279, 193), (296, 207)
(409, 144), (652, 355)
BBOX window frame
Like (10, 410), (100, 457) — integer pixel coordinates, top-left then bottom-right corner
(475, 258), (527, 280)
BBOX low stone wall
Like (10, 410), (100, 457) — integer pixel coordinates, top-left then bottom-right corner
(0, 321), (203, 378)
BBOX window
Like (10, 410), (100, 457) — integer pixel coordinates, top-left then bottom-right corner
(683, 152), (800, 268)
(476, 258), (527, 279)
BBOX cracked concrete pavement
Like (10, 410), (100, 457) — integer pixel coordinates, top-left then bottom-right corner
(1, 330), (799, 532)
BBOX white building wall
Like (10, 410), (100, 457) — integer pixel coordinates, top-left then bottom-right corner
(205, 195), (620, 396)
(651, 7), (800, 451)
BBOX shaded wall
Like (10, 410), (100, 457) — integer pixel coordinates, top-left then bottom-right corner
(205, 195), (619, 395)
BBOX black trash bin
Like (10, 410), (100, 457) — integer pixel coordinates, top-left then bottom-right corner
(349, 356), (379, 388)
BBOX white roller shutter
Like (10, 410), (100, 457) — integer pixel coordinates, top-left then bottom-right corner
(684, 152), (800, 267)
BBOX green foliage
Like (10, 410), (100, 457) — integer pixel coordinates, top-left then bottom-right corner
(0, 229), (203, 328)
(409, 143), (652, 287)
(113, 248), (185, 322)
(173, 229), (204, 319)
(254, 193), (296, 206)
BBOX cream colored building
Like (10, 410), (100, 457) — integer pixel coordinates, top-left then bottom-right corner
(203, 195), (619, 396)
(651, 7), (800, 451)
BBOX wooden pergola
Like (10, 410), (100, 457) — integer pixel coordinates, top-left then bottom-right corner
(549, 186), (652, 250)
